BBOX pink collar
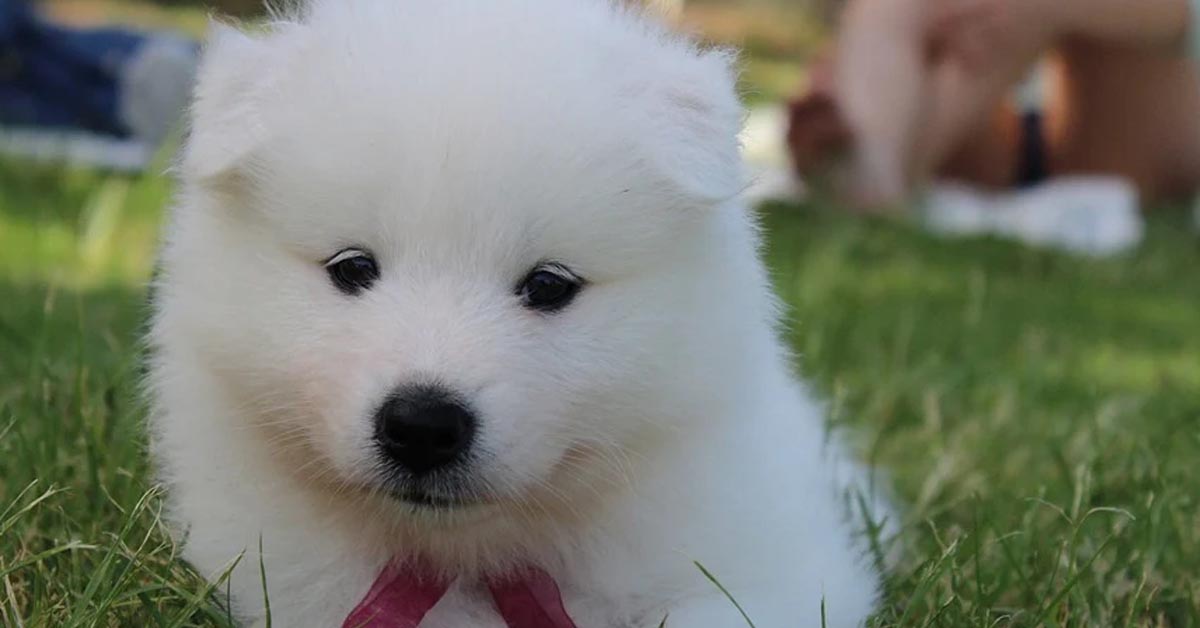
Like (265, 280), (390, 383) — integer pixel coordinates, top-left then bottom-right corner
(343, 561), (578, 628)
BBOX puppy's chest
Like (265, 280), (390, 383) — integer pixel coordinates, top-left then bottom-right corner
(417, 580), (656, 628)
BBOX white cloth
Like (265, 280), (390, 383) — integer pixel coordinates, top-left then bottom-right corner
(740, 105), (805, 204)
(922, 177), (1144, 256)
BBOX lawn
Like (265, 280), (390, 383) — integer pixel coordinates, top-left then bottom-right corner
(2, 153), (1198, 626)
(1, 4), (1199, 624)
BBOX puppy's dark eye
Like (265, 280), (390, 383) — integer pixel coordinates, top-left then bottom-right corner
(517, 263), (582, 312)
(325, 249), (379, 295)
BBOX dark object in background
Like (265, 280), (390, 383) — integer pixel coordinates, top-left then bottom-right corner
(0, 0), (197, 170)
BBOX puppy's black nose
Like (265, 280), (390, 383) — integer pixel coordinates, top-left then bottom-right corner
(374, 386), (476, 475)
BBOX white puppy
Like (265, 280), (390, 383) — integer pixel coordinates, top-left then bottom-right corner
(148, 1), (888, 626)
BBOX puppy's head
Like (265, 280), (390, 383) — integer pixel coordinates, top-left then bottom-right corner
(160, 0), (757, 526)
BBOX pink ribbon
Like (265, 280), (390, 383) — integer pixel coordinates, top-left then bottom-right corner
(342, 561), (450, 628)
(343, 561), (578, 628)
(485, 568), (579, 628)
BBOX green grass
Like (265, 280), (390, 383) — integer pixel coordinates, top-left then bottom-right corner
(1, 157), (1198, 627)
(765, 202), (1200, 627)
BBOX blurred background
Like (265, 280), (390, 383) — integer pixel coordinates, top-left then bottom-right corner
(1, 1), (1198, 626)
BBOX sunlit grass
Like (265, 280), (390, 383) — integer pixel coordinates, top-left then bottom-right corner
(764, 203), (1200, 626)
(2, 157), (1197, 625)
(0, 162), (164, 289)
(0, 0), (1197, 615)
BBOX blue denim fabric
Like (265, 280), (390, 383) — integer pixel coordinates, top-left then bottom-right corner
(0, 0), (156, 137)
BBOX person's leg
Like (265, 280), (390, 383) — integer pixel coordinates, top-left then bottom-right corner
(831, 0), (1073, 206)
(915, 0), (1200, 202)
(1051, 37), (1200, 202)
(906, 0), (1094, 191)
(832, 0), (937, 206)
(831, 0), (1200, 206)
(1053, 0), (1190, 48)
(929, 102), (1019, 189)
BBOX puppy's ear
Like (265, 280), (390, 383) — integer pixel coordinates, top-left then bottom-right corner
(182, 22), (273, 182)
(643, 48), (744, 204)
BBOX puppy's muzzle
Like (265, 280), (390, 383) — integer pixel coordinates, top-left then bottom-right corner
(374, 384), (476, 476)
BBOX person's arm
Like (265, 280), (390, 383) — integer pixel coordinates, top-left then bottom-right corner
(1056, 0), (1191, 49)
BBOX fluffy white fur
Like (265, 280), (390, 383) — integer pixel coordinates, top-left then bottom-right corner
(148, 1), (888, 626)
